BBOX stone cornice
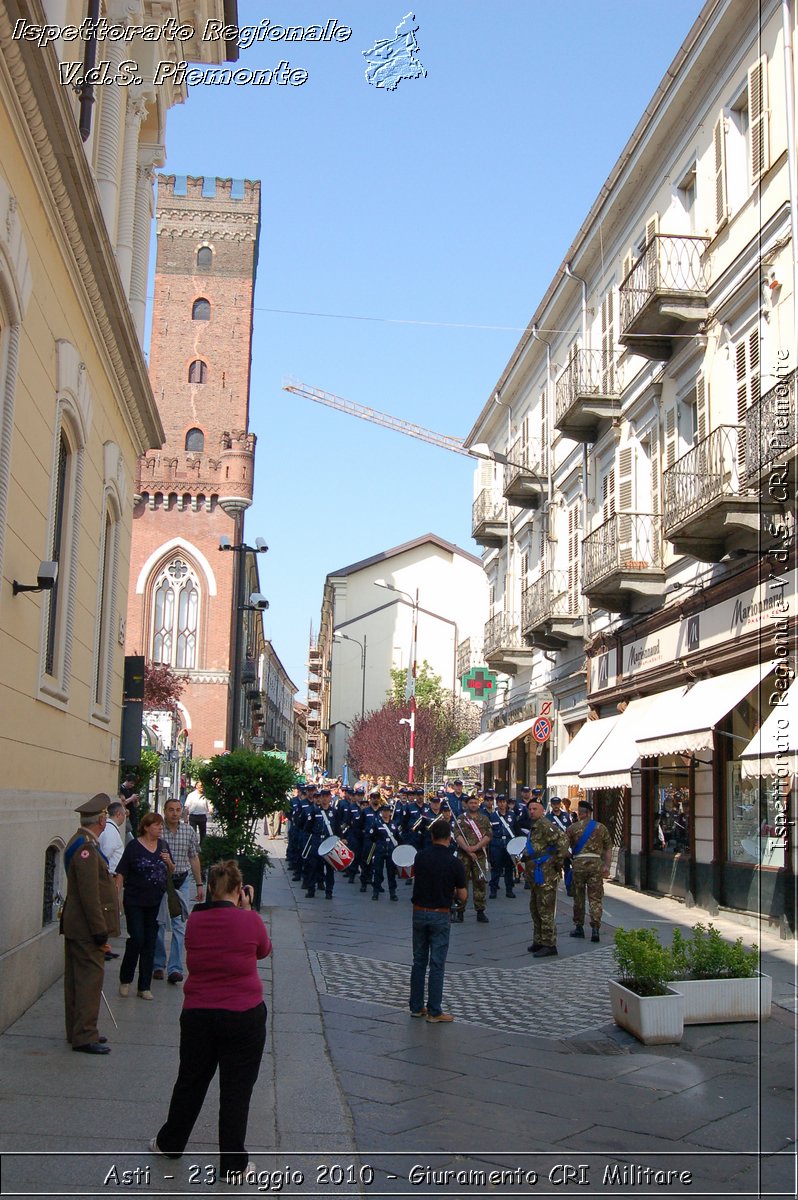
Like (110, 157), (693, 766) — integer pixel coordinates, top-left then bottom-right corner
(1, 0), (164, 454)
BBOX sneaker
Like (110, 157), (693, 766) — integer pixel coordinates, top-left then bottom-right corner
(476, 911), (489, 923)
(152, 969), (165, 980)
(591, 928), (601, 943)
(148, 1137), (167, 1158)
(167, 972), (183, 984)
(533, 946), (558, 958)
(410, 1007), (427, 1018)
(426, 1012), (454, 1023)
(118, 984), (130, 998)
(137, 989), (154, 1000)
(570, 925), (585, 939)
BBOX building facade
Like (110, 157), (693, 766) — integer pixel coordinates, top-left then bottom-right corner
(309, 534), (489, 777)
(0, 0), (237, 1029)
(125, 174), (262, 759)
(462, 0), (796, 928)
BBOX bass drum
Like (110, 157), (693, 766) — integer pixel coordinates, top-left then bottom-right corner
(391, 844), (417, 880)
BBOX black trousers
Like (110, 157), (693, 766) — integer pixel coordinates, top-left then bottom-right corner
(157, 1003), (267, 1176)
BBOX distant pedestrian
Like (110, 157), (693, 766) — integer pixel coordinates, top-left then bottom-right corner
(150, 860), (271, 1182)
(183, 781), (209, 842)
(60, 793), (120, 1054)
(409, 818), (467, 1023)
(116, 812), (171, 1000)
(153, 799), (204, 984)
(568, 799), (613, 943)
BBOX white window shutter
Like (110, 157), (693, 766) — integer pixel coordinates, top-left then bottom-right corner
(622, 251), (634, 280)
(695, 373), (708, 443)
(664, 407), (677, 468)
(645, 214), (659, 288)
(617, 446), (634, 512)
(601, 290), (616, 393)
(539, 389), (548, 476)
(568, 502), (580, 609)
(748, 56), (769, 183)
(713, 113), (728, 230)
(645, 213), (659, 246)
(649, 425), (660, 516)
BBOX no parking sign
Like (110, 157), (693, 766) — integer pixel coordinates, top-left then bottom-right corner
(532, 716), (552, 743)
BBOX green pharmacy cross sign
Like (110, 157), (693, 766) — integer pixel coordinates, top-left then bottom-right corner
(461, 666), (498, 700)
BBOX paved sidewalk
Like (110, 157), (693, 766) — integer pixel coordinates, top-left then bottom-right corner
(0, 837), (795, 1198)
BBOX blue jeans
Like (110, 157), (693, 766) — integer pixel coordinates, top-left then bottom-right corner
(155, 876), (190, 975)
(409, 910), (451, 1016)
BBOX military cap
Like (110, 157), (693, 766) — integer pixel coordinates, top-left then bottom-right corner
(496, 793), (506, 801)
(317, 787), (331, 797)
(344, 787), (355, 796)
(369, 788), (381, 798)
(520, 784), (531, 792)
(75, 792), (111, 817)
(379, 801), (392, 812)
(578, 798), (593, 811)
(549, 795), (563, 804)
(453, 779), (464, 785)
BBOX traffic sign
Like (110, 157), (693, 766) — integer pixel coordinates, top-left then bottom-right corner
(532, 716), (552, 743)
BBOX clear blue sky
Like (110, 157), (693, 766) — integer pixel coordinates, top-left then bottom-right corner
(157, 0), (704, 696)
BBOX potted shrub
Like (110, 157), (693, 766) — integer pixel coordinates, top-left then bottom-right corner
(196, 749), (296, 908)
(668, 924), (772, 1024)
(609, 928), (684, 1045)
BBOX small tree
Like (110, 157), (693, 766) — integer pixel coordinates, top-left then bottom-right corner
(144, 661), (186, 713)
(348, 696), (480, 782)
(387, 660), (447, 708)
(196, 749), (296, 864)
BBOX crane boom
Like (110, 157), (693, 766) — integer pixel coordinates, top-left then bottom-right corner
(282, 376), (472, 457)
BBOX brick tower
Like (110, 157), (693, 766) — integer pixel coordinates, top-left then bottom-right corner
(126, 176), (261, 758)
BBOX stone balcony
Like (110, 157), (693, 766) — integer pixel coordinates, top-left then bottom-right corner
(472, 488), (508, 549)
(619, 233), (709, 360)
(502, 436), (545, 508)
(582, 512), (666, 613)
(521, 570), (582, 649)
(554, 351), (622, 442)
(483, 611), (534, 675)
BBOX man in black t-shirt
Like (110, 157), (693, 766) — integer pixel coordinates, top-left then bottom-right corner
(409, 819), (467, 1024)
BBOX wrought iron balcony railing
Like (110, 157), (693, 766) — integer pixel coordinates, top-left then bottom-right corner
(582, 513), (663, 592)
(505, 435), (545, 488)
(484, 611), (522, 659)
(521, 571), (579, 630)
(745, 370), (796, 482)
(662, 425), (746, 534)
(472, 488), (507, 532)
(619, 233), (710, 333)
(456, 637), (483, 680)
(555, 350), (621, 425)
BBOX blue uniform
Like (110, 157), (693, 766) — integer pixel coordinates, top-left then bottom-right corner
(369, 816), (402, 899)
(488, 807), (519, 897)
(302, 804), (342, 897)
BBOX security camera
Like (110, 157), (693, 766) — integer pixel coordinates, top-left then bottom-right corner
(219, 536), (231, 550)
(249, 593), (269, 610)
(37, 561), (58, 590)
(254, 538), (268, 553)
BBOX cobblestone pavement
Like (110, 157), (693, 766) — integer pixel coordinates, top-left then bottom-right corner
(0, 836), (795, 1199)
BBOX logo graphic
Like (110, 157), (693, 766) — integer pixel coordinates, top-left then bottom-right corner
(686, 613), (700, 653)
(461, 667), (497, 701)
(363, 12), (426, 90)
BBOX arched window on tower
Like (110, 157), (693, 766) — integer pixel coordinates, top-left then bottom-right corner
(196, 246), (213, 271)
(185, 428), (204, 452)
(188, 360), (207, 384)
(192, 298), (210, 321)
(151, 557), (200, 669)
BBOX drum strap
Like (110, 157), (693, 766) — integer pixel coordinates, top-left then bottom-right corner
(498, 814), (515, 840)
(321, 811), (334, 837)
(384, 824), (398, 847)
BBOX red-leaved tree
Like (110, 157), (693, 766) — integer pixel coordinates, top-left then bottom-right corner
(348, 699), (476, 782)
(144, 661), (186, 712)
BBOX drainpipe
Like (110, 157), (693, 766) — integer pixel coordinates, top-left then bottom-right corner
(530, 324), (554, 561)
(78, 0), (101, 142)
(564, 263), (591, 645)
(494, 391), (514, 626)
(783, 0), (798, 362)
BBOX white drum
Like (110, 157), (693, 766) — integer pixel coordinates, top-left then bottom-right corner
(507, 836), (527, 859)
(318, 836), (355, 871)
(392, 844), (417, 879)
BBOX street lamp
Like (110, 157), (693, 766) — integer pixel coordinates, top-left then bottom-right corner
(374, 579), (419, 782)
(219, 536), (268, 750)
(333, 631), (367, 720)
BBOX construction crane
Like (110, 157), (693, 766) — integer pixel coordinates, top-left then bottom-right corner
(282, 376), (473, 458)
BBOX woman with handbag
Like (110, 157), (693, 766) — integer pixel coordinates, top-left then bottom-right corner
(150, 860), (271, 1181)
(115, 811), (172, 1000)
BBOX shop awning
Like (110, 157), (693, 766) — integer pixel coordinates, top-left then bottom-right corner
(579, 689), (683, 790)
(635, 661), (775, 758)
(740, 677), (797, 779)
(547, 716), (618, 791)
(446, 717), (538, 770)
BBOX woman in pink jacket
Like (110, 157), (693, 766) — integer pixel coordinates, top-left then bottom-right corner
(149, 860), (271, 1180)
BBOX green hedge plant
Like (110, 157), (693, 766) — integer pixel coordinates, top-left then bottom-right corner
(196, 749), (296, 866)
(670, 923), (759, 981)
(612, 928), (675, 997)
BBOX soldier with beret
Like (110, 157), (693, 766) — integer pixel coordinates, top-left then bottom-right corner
(522, 796), (568, 957)
(60, 794), (120, 1054)
(568, 798), (613, 942)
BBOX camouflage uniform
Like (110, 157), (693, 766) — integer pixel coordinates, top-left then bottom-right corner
(523, 819), (568, 946)
(455, 810), (491, 914)
(568, 817), (612, 929)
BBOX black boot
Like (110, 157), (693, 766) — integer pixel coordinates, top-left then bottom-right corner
(570, 925), (585, 938)
(591, 927), (600, 943)
(476, 911), (489, 923)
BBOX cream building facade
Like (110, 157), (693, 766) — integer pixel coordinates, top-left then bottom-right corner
(310, 535), (489, 777)
(0, 0), (237, 1029)
(462, 0), (796, 928)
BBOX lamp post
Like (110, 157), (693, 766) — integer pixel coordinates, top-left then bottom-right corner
(333, 631), (367, 720)
(219, 535), (268, 750)
(374, 580), (418, 782)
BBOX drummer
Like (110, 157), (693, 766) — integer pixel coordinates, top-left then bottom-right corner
(359, 789), (383, 893)
(488, 794), (519, 900)
(420, 793), (451, 849)
(302, 788), (342, 900)
(369, 802), (401, 901)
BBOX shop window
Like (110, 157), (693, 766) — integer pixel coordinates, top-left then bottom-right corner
(649, 756), (691, 854)
(192, 298), (210, 321)
(726, 681), (784, 869)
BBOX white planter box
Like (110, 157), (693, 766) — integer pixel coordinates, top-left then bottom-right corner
(667, 973), (772, 1024)
(608, 979), (684, 1045)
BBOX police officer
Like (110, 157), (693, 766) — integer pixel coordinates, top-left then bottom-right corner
(488, 795), (518, 899)
(444, 778), (466, 817)
(568, 798), (613, 942)
(60, 794), (120, 1054)
(522, 796), (568, 957)
(290, 786), (314, 882)
(302, 788), (341, 899)
(359, 789), (383, 891)
(370, 802), (402, 900)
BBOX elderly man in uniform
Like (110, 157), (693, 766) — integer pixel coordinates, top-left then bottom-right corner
(568, 798), (613, 942)
(452, 793), (491, 923)
(522, 796), (568, 957)
(60, 794), (120, 1054)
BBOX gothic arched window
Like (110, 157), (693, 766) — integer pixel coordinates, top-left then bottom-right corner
(151, 558), (200, 669)
(188, 360), (207, 384)
(185, 428), (205, 452)
(192, 298), (210, 321)
(197, 246), (212, 270)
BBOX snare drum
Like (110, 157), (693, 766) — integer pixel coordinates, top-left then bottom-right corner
(507, 835), (527, 878)
(392, 844), (417, 879)
(318, 836), (355, 871)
